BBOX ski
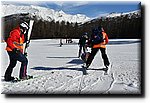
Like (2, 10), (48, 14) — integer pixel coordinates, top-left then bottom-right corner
(23, 20), (34, 55)
(81, 65), (88, 75)
(82, 63), (113, 75)
(2, 77), (20, 83)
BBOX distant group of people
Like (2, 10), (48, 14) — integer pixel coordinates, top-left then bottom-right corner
(78, 26), (110, 69)
(59, 37), (73, 47)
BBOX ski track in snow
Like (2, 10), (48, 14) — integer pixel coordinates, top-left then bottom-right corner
(1, 39), (141, 94)
(102, 73), (116, 94)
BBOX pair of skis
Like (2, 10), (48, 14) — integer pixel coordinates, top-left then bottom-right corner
(23, 20), (34, 55)
(80, 51), (112, 75)
(81, 62), (112, 75)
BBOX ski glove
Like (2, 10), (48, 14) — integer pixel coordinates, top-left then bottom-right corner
(26, 43), (29, 48)
(24, 52), (28, 57)
(12, 48), (21, 54)
(25, 40), (30, 48)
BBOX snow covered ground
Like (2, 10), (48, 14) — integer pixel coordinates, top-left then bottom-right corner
(1, 39), (141, 94)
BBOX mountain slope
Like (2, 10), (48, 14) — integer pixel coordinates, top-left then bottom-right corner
(2, 4), (90, 24)
(105, 10), (141, 18)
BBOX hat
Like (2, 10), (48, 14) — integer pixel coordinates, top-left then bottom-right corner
(92, 28), (98, 34)
(84, 32), (88, 35)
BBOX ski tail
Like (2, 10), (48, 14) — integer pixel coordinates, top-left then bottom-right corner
(23, 20), (34, 55)
(81, 65), (88, 75)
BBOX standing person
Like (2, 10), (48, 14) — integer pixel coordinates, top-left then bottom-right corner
(78, 32), (88, 58)
(85, 26), (110, 69)
(59, 39), (63, 47)
(4, 21), (32, 81)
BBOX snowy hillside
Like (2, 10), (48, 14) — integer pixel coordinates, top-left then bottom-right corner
(105, 10), (141, 18)
(2, 4), (90, 23)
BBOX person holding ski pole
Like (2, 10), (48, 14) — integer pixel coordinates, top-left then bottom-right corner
(4, 21), (32, 81)
(84, 26), (111, 70)
(78, 32), (88, 58)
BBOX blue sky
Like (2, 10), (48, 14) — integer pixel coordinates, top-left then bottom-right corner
(2, 1), (141, 18)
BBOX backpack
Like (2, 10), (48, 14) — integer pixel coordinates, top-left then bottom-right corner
(91, 28), (104, 45)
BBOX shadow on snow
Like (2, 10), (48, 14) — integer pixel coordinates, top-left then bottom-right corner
(46, 57), (78, 59)
(67, 59), (83, 64)
(31, 58), (87, 74)
(30, 66), (107, 75)
(31, 58), (107, 75)
(108, 40), (140, 45)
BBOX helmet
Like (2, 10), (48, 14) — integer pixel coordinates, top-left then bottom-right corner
(92, 28), (98, 34)
(20, 21), (29, 30)
(84, 32), (88, 35)
(83, 32), (88, 38)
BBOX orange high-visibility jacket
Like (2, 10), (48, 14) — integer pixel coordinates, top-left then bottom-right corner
(93, 31), (109, 48)
(6, 27), (25, 53)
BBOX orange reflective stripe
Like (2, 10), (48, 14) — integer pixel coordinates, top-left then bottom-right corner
(6, 47), (12, 51)
(100, 44), (106, 48)
(13, 37), (24, 50)
(93, 44), (100, 48)
(20, 38), (24, 44)
(13, 42), (23, 50)
(93, 44), (106, 48)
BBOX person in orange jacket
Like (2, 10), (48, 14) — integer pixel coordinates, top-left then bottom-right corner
(4, 21), (32, 81)
(85, 26), (110, 69)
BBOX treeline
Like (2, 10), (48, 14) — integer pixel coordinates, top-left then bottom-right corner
(32, 19), (80, 39)
(2, 13), (30, 40)
(83, 14), (141, 39)
(2, 12), (141, 41)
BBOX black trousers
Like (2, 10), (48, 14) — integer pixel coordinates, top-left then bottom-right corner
(86, 48), (110, 67)
(4, 51), (28, 79)
(78, 45), (86, 57)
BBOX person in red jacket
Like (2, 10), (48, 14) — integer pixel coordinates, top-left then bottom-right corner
(4, 21), (31, 81)
(85, 26), (110, 69)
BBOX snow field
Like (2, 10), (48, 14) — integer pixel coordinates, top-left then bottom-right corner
(1, 39), (141, 94)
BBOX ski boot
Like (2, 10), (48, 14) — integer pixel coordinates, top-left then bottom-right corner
(104, 63), (112, 75)
(20, 75), (33, 81)
(4, 76), (15, 81)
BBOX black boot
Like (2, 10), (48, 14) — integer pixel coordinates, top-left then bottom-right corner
(20, 75), (33, 80)
(5, 76), (15, 81)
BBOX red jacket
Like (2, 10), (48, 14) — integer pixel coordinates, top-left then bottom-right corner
(6, 27), (25, 53)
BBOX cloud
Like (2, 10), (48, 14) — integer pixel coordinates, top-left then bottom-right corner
(1, 1), (45, 6)
(52, 1), (65, 6)
(53, 1), (90, 7)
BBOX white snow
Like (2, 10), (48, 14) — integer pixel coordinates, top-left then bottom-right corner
(2, 4), (90, 24)
(105, 10), (141, 18)
(1, 39), (141, 94)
